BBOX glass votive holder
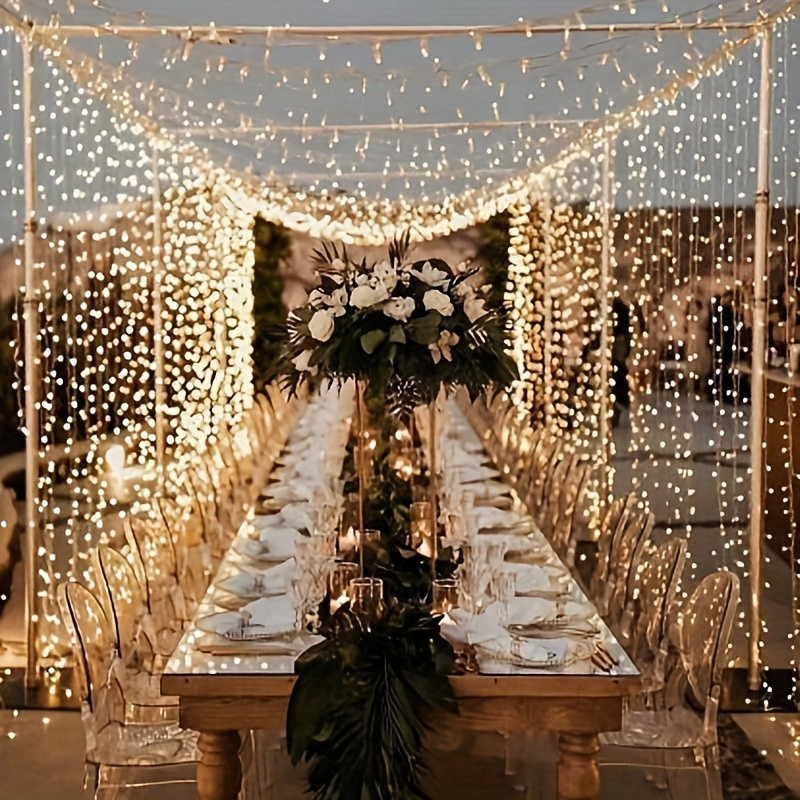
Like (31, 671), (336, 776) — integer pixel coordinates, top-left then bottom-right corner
(490, 571), (517, 626)
(349, 577), (384, 622)
(432, 578), (460, 615)
(410, 501), (432, 524)
(410, 502), (434, 556)
(357, 529), (382, 548)
(328, 562), (360, 613)
(310, 530), (338, 558)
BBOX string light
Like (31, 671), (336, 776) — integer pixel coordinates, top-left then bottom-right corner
(0, 0), (796, 726)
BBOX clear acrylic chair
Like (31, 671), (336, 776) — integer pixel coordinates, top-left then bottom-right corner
(629, 538), (688, 695)
(602, 510), (654, 631)
(58, 582), (196, 799)
(157, 497), (211, 610)
(185, 467), (228, 565)
(600, 571), (740, 800)
(550, 458), (595, 564)
(589, 493), (644, 607)
(126, 514), (191, 631)
(95, 544), (181, 679)
(59, 581), (180, 725)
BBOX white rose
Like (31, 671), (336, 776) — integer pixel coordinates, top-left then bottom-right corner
(464, 295), (487, 323)
(423, 289), (454, 317)
(383, 296), (416, 322)
(454, 281), (473, 298)
(308, 308), (336, 342)
(293, 349), (314, 372)
(373, 260), (399, 292)
(325, 287), (349, 316)
(412, 261), (449, 287)
(350, 283), (390, 309)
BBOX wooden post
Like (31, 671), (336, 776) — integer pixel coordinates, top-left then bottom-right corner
(747, 27), (774, 694)
(22, 35), (41, 690)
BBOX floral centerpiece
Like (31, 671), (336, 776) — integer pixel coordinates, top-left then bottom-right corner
(278, 240), (517, 406)
(275, 238), (518, 800)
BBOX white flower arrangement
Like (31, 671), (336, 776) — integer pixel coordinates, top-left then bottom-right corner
(278, 241), (517, 404)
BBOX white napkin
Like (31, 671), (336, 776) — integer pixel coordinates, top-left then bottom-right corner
(253, 512), (288, 529)
(456, 465), (501, 483)
(474, 507), (522, 530)
(262, 484), (307, 503)
(440, 608), (591, 667)
(506, 596), (558, 625)
(471, 480), (512, 500)
(259, 526), (301, 558)
(195, 611), (245, 636)
(216, 559), (296, 597)
(242, 595), (297, 636)
(504, 563), (552, 595)
(476, 532), (535, 555)
(280, 503), (314, 531)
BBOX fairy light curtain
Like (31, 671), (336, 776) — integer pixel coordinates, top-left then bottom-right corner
(1, 0), (799, 692)
(158, 165), (255, 461)
(2, 0), (794, 245)
(609, 20), (800, 703)
(0, 33), (256, 661)
(505, 151), (604, 451)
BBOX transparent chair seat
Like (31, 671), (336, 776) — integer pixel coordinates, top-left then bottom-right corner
(601, 705), (705, 750)
(87, 718), (197, 767)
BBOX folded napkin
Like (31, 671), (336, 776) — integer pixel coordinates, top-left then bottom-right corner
(253, 512), (288, 529)
(470, 480), (512, 500)
(506, 596), (558, 625)
(456, 465), (502, 483)
(258, 526), (302, 558)
(475, 532), (535, 555)
(234, 531), (297, 562)
(242, 595), (297, 636)
(474, 507), (522, 530)
(216, 559), (296, 598)
(195, 611), (246, 636)
(440, 608), (592, 667)
(503, 563), (552, 596)
(280, 503), (314, 531)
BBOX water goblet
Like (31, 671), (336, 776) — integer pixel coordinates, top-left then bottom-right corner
(349, 577), (384, 624)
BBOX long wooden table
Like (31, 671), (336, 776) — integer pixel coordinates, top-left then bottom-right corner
(163, 398), (640, 799)
(162, 516), (640, 800)
(162, 663), (639, 800)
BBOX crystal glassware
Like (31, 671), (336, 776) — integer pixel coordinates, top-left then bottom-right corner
(490, 571), (516, 626)
(328, 562), (360, 612)
(432, 578), (460, 615)
(410, 502), (434, 556)
(349, 577), (384, 623)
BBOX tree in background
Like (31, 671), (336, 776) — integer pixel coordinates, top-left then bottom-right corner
(252, 216), (292, 389)
(475, 212), (511, 308)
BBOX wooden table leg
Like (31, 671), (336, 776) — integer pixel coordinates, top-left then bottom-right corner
(557, 732), (600, 800)
(197, 730), (242, 800)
